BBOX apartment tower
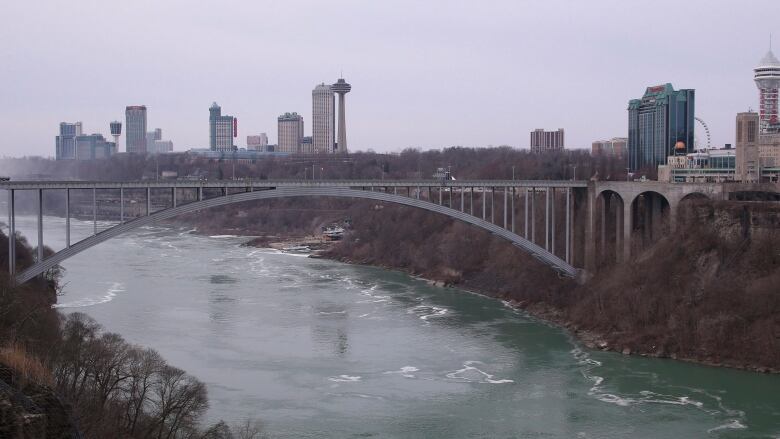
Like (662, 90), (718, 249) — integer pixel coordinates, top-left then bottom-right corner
(125, 105), (147, 153)
(277, 112), (304, 153)
(312, 83), (335, 153)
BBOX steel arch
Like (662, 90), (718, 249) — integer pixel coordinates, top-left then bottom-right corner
(16, 187), (579, 284)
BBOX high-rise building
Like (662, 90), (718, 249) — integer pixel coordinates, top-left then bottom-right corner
(300, 136), (313, 154)
(75, 134), (116, 160)
(146, 128), (173, 154)
(754, 46), (780, 134)
(146, 128), (162, 147)
(735, 112), (760, 182)
(591, 137), (627, 157)
(627, 83), (695, 171)
(125, 105), (147, 154)
(277, 112), (304, 153)
(331, 78), (351, 153)
(55, 122), (83, 159)
(247, 134), (269, 151)
(312, 83), (335, 153)
(759, 132), (780, 170)
(209, 102), (236, 151)
(530, 129), (565, 153)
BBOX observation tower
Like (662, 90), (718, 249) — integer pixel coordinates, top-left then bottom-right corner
(754, 42), (780, 133)
(331, 78), (351, 153)
(109, 120), (122, 151)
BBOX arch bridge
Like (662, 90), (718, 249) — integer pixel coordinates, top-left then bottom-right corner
(6, 179), (776, 285)
(3, 179), (588, 285)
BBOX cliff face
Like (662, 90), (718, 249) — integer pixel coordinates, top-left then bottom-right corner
(568, 201), (780, 370)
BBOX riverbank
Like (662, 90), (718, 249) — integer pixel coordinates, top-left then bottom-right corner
(177, 197), (779, 374)
(320, 251), (780, 374)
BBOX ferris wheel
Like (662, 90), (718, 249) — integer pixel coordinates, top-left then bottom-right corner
(694, 117), (711, 151)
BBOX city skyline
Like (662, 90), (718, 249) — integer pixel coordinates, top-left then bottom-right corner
(0, 0), (778, 157)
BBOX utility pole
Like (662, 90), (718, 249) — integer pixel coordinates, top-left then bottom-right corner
(512, 166), (515, 180)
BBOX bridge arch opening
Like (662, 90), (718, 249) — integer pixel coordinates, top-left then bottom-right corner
(594, 189), (624, 266)
(678, 192), (712, 227)
(629, 191), (670, 255)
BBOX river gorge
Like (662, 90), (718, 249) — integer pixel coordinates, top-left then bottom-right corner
(8, 216), (780, 438)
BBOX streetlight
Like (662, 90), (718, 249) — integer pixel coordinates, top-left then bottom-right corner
(512, 166), (515, 181)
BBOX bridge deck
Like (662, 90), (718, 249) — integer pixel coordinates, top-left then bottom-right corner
(0, 179), (588, 190)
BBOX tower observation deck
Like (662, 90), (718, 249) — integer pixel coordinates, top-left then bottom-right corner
(754, 46), (780, 133)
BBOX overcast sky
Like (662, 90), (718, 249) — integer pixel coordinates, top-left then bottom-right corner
(1, 0), (777, 157)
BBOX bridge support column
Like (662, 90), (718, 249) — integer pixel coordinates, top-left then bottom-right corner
(503, 187), (507, 229)
(545, 187), (550, 251)
(38, 189), (44, 262)
(173, 187), (177, 208)
(531, 188), (536, 243)
(491, 188), (495, 224)
(482, 188), (486, 220)
(65, 189), (70, 248)
(551, 188), (555, 255)
(460, 188), (464, 212)
(448, 187), (452, 207)
(565, 187), (571, 264)
(93, 187), (97, 235)
(669, 201), (678, 233)
(623, 198), (632, 261)
(470, 188), (473, 215)
(438, 187), (442, 205)
(584, 184), (597, 272)
(8, 189), (15, 277)
(511, 187), (515, 233)
(600, 194), (606, 263)
(524, 188), (529, 239)
(146, 187), (151, 216)
(119, 187), (124, 222)
(615, 194), (623, 263)
(198, 187), (203, 202)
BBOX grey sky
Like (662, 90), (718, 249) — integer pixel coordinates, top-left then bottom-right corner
(1, 0), (777, 157)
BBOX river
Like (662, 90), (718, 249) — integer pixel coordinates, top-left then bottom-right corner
(6, 215), (780, 438)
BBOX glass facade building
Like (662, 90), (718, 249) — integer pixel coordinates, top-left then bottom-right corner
(628, 84), (695, 171)
(55, 122), (83, 159)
